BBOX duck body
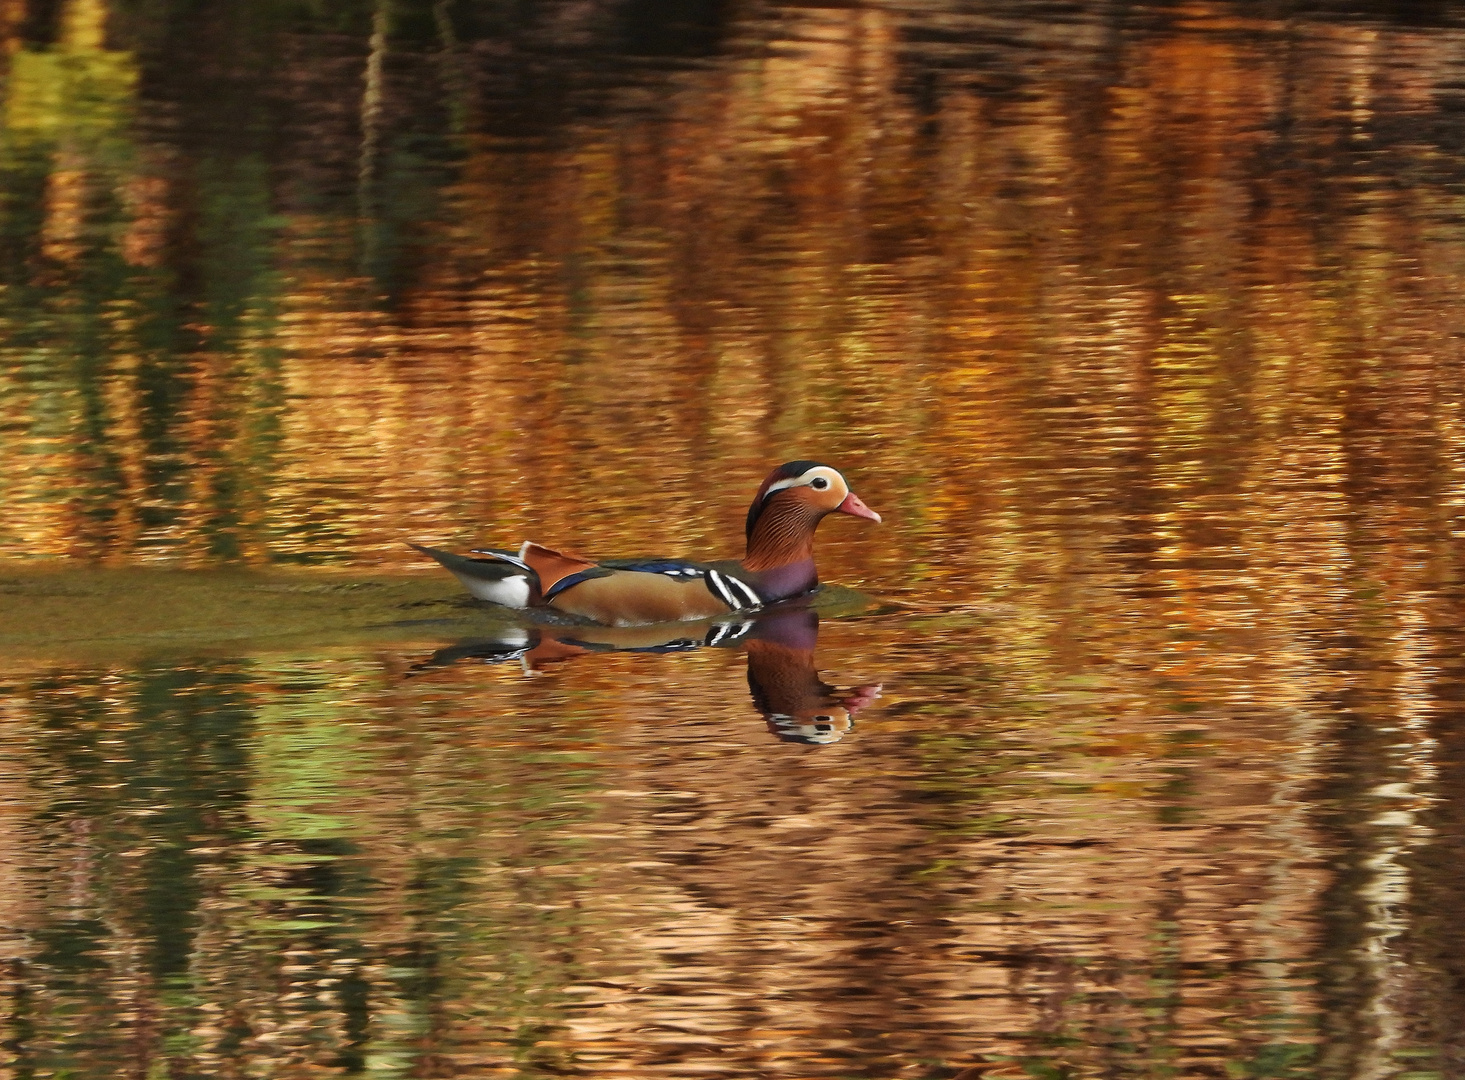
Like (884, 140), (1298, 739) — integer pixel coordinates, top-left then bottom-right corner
(413, 461), (879, 627)
(414, 545), (792, 625)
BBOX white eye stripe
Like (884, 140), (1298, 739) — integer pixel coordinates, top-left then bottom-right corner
(764, 476), (803, 496)
(764, 467), (843, 497)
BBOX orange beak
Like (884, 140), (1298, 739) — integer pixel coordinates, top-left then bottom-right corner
(836, 491), (881, 523)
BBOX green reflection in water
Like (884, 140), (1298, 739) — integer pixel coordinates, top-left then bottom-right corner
(3, 0), (1465, 1076)
(0, 613), (1349, 1078)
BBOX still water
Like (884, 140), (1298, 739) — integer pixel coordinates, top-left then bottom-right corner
(3, 0), (1465, 1076)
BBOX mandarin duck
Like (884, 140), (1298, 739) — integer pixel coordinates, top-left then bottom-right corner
(411, 461), (879, 627)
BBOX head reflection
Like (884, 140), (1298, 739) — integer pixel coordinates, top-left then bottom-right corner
(742, 607), (881, 744)
(414, 605), (880, 745)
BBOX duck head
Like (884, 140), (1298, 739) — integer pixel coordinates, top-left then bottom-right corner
(742, 461), (880, 573)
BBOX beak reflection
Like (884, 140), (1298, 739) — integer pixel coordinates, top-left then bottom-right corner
(411, 605), (881, 745)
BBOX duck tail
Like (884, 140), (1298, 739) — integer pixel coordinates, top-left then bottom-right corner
(409, 542), (536, 608)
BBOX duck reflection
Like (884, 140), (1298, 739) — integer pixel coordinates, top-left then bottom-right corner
(413, 605), (881, 745)
(742, 607), (882, 744)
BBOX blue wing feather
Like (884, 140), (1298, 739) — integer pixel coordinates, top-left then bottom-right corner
(599, 558), (707, 576)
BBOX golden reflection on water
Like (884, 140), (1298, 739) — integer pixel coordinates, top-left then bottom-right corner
(3, 0), (1465, 1076)
(0, 612), (1346, 1077)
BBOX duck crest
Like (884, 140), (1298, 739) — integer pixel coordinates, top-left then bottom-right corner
(745, 459), (823, 543)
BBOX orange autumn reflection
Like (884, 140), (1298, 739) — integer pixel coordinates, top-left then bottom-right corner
(3, 0), (1465, 1077)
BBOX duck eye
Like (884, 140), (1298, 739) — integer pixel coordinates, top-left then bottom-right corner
(810, 477), (829, 490)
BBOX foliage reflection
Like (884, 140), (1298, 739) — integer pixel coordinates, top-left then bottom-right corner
(3, 0), (1465, 1076)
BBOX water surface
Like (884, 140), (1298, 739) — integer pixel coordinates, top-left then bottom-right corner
(3, 1), (1465, 1077)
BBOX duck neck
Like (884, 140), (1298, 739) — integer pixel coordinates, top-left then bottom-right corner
(742, 500), (822, 598)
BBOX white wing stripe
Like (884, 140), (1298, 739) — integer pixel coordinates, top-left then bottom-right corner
(706, 570), (741, 610)
(726, 576), (760, 608)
